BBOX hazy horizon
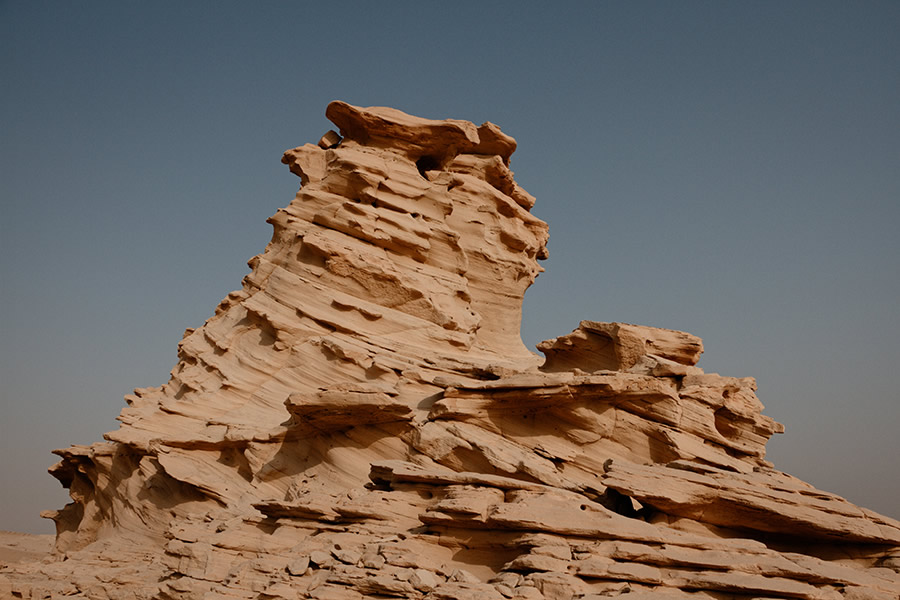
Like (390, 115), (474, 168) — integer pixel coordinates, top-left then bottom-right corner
(2, 2), (898, 534)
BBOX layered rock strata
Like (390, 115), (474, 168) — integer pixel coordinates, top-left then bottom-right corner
(3, 102), (899, 600)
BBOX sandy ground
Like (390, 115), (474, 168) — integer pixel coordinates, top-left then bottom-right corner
(0, 531), (53, 566)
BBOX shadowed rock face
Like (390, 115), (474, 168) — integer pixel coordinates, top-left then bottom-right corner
(4, 102), (898, 600)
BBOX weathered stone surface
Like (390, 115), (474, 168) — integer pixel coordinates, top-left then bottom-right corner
(538, 321), (703, 373)
(4, 102), (897, 599)
(284, 386), (413, 433)
(602, 458), (900, 544)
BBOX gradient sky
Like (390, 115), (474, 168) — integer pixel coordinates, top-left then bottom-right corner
(2, 2), (898, 534)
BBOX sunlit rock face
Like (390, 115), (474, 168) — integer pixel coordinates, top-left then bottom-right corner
(6, 102), (898, 600)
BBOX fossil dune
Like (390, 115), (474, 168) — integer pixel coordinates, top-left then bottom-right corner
(2, 102), (898, 600)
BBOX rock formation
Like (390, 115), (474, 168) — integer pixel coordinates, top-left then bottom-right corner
(3, 101), (899, 600)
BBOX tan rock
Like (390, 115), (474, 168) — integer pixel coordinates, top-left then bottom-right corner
(538, 321), (703, 373)
(6, 102), (896, 600)
(602, 458), (900, 544)
(317, 129), (342, 149)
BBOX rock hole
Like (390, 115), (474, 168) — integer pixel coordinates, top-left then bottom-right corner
(416, 155), (440, 178)
(600, 488), (646, 519)
(714, 406), (741, 440)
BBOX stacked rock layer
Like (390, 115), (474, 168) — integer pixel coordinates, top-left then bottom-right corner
(3, 102), (899, 600)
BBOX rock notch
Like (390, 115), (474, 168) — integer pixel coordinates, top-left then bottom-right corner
(3, 102), (898, 600)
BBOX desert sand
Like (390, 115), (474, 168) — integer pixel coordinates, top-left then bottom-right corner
(0, 532), (53, 566)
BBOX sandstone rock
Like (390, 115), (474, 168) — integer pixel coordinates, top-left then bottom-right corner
(602, 458), (900, 544)
(317, 129), (341, 149)
(5, 102), (897, 600)
(538, 321), (703, 373)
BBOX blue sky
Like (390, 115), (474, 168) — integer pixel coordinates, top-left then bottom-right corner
(2, 2), (898, 533)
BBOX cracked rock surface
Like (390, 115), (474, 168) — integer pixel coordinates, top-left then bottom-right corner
(4, 102), (898, 600)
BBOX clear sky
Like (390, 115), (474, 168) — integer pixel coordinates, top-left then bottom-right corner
(2, 2), (898, 534)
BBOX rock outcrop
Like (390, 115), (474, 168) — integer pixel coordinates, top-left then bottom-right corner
(3, 102), (898, 600)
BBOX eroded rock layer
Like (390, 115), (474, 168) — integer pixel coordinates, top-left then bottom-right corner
(3, 102), (898, 600)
